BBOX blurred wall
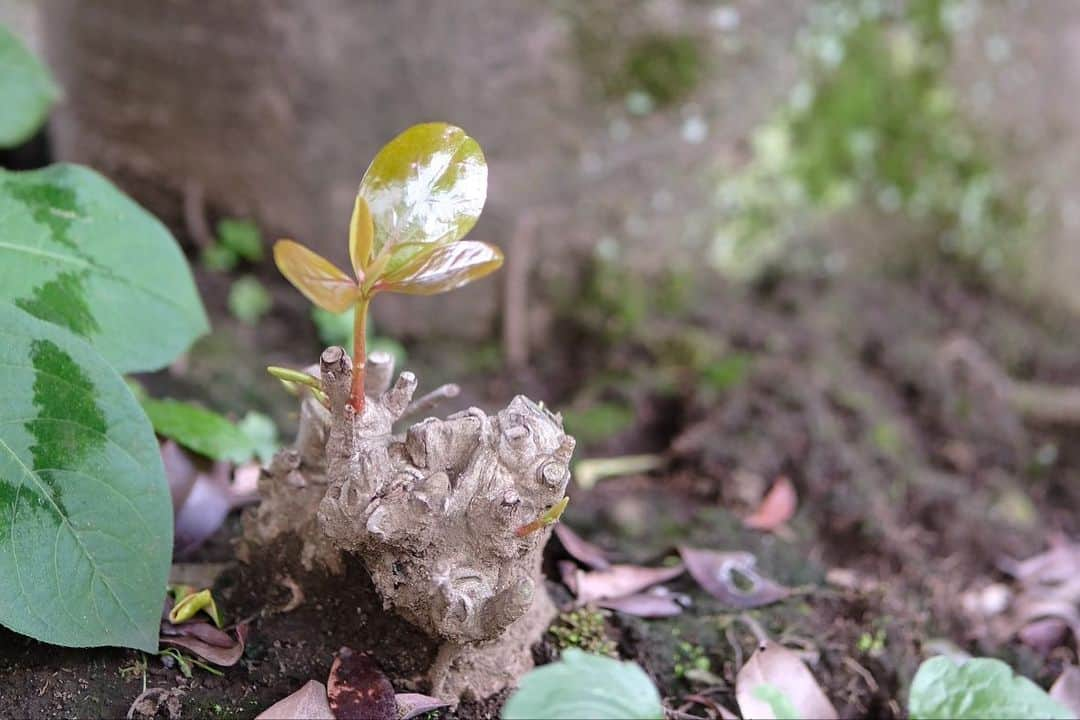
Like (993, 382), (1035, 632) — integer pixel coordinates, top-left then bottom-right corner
(33, 0), (803, 339)
(17, 0), (1080, 332)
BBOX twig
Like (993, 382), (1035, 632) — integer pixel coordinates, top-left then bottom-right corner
(402, 383), (461, 420)
(366, 350), (396, 397)
(735, 612), (771, 647)
(503, 214), (536, 370)
(182, 180), (213, 250)
(941, 335), (1080, 425)
(574, 454), (664, 489)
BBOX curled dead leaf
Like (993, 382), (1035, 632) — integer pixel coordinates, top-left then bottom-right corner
(1050, 666), (1080, 719)
(679, 546), (791, 609)
(596, 587), (685, 618)
(160, 620), (233, 648)
(570, 563), (685, 605)
(736, 641), (838, 720)
(743, 476), (797, 532)
(160, 624), (247, 667)
(255, 680), (334, 720)
(328, 647), (396, 720)
(554, 524), (611, 570)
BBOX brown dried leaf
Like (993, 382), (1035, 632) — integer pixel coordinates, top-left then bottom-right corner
(554, 524), (611, 570)
(256, 680), (334, 720)
(395, 693), (451, 720)
(328, 647), (396, 720)
(572, 563), (685, 605)
(1018, 617), (1070, 655)
(162, 440), (198, 510)
(160, 624), (247, 667)
(1001, 537), (1080, 586)
(736, 642), (838, 720)
(1050, 666), (1080, 719)
(160, 620), (233, 648)
(679, 546), (791, 609)
(596, 588), (684, 618)
(743, 476), (797, 531)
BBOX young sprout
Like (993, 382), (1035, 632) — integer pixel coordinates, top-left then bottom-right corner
(273, 123), (502, 411)
(515, 496), (570, 538)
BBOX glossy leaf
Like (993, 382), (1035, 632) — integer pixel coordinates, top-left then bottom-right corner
(0, 305), (171, 652)
(273, 239), (358, 313)
(349, 194), (374, 277)
(359, 122), (487, 253)
(0, 164), (209, 373)
(0, 25), (59, 148)
(502, 648), (664, 720)
(909, 656), (1073, 719)
(141, 398), (256, 463)
(378, 240), (503, 296)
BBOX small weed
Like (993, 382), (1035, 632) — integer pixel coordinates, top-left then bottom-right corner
(673, 640), (711, 680)
(549, 608), (618, 658)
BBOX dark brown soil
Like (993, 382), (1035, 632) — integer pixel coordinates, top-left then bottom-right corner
(2, 265), (1078, 719)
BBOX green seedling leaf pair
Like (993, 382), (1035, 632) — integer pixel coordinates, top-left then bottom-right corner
(274, 122), (503, 410)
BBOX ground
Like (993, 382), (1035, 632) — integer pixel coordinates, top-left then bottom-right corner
(1, 260), (1077, 719)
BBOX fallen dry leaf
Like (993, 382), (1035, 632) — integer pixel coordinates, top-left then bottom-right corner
(596, 586), (685, 618)
(1018, 617), (1070, 655)
(162, 440), (198, 509)
(679, 546), (791, 609)
(1050, 666), (1080, 719)
(736, 642), (838, 720)
(255, 680), (334, 720)
(160, 620), (233, 648)
(328, 647), (396, 720)
(743, 476), (797, 531)
(160, 624), (247, 667)
(1000, 536), (1080, 586)
(554, 524), (611, 570)
(395, 693), (451, 720)
(570, 563), (685, 605)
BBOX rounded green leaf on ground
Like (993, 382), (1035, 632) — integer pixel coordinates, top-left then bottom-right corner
(0, 25), (59, 148)
(909, 656), (1075, 720)
(502, 649), (664, 720)
(0, 164), (209, 373)
(0, 305), (172, 652)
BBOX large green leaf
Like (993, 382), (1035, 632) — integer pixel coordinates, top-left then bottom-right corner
(502, 649), (664, 720)
(0, 304), (172, 652)
(0, 25), (59, 148)
(0, 164), (209, 373)
(909, 656), (1074, 720)
(358, 122), (487, 254)
(141, 397), (256, 463)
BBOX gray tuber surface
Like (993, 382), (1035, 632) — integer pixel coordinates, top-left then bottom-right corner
(246, 347), (576, 700)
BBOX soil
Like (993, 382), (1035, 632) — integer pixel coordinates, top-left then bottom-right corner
(2, 262), (1078, 719)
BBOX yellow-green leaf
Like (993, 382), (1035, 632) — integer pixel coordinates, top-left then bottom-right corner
(169, 588), (223, 628)
(273, 240), (358, 313)
(377, 240), (503, 296)
(358, 122), (487, 253)
(348, 194), (374, 277)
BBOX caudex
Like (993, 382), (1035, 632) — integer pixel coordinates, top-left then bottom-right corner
(250, 123), (576, 701)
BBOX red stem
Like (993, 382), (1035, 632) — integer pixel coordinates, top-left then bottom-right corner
(348, 295), (370, 411)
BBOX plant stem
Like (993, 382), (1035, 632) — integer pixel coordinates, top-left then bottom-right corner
(349, 295), (371, 411)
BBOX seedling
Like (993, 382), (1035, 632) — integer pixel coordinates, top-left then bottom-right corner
(273, 122), (502, 411)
